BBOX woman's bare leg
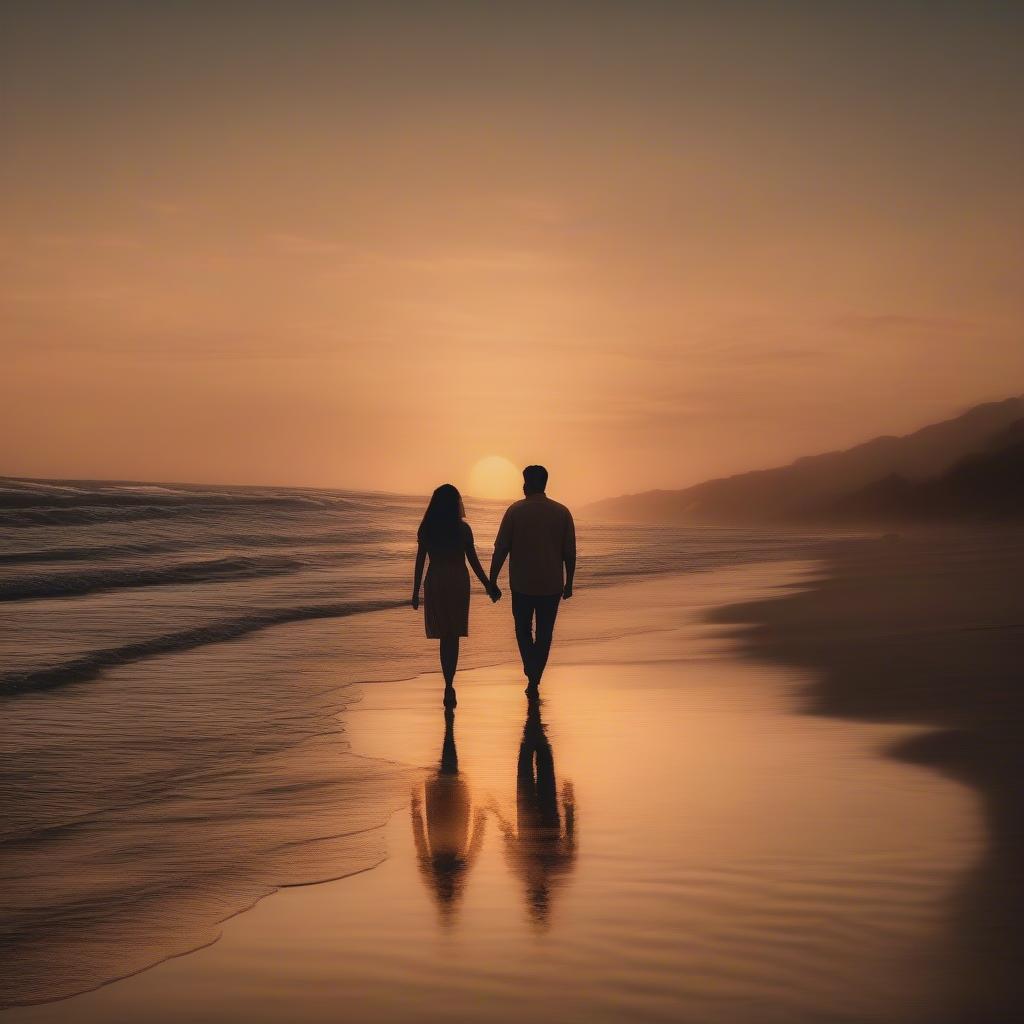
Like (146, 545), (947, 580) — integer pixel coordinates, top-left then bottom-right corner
(440, 636), (460, 704)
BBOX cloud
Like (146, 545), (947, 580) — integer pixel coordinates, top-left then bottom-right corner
(536, 337), (828, 365)
(831, 313), (974, 334)
(265, 233), (354, 257)
(29, 233), (143, 251)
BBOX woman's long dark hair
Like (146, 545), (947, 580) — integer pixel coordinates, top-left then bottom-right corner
(418, 484), (465, 548)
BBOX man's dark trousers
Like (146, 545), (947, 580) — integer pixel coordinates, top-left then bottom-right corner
(511, 591), (561, 685)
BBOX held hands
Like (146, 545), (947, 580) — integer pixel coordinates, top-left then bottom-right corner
(487, 581), (502, 603)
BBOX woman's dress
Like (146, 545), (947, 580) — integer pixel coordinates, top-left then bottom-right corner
(423, 524), (471, 639)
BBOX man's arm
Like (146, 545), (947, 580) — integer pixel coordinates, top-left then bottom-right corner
(489, 508), (513, 589)
(562, 510), (576, 599)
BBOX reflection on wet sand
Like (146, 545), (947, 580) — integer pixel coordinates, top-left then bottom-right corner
(497, 698), (577, 928)
(411, 699), (578, 929)
(410, 708), (486, 925)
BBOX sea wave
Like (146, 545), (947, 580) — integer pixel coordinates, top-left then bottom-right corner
(0, 505), (186, 527)
(0, 540), (185, 565)
(0, 528), (402, 566)
(0, 481), (351, 511)
(0, 554), (306, 602)
(0, 598), (405, 694)
(0, 477), (361, 528)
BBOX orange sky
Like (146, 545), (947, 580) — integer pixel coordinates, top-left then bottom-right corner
(2, 2), (1022, 503)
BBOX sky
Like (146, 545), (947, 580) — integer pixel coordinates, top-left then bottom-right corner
(2, 1), (1023, 503)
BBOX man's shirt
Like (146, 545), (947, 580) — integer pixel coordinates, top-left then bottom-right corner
(493, 493), (576, 596)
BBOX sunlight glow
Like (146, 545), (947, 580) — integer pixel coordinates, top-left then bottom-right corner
(466, 455), (522, 500)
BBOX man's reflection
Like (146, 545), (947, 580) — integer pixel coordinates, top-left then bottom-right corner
(496, 697), (577, 928)
(410, 708), (486, 925)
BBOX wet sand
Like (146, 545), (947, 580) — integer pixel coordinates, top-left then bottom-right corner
(710, 530), (1024, 1023)
(6, 565), (985, 1024)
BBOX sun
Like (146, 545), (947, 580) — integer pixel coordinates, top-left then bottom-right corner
(466, 455), (522, 500)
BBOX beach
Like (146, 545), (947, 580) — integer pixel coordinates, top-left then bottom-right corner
(3, 557), (998, 1024)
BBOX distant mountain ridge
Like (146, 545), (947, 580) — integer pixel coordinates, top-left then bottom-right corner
(826, 416), (1024, 522)
(584, 397), (1024, 524)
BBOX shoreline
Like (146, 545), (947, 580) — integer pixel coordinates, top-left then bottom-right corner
(1, 561), (814, 1013)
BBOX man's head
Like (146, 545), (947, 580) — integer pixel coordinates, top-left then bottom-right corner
(522, 464), (548, 496)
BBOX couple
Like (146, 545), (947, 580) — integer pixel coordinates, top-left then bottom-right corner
(411, 464), (576, 706)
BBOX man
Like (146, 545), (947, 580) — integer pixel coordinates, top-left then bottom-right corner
(489, 465), (576, 697)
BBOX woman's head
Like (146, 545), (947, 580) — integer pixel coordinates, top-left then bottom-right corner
(418, 483), (465, 547)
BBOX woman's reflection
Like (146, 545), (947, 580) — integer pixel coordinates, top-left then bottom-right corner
(496, 697), (577, 928)
(410, 708), (486, 926)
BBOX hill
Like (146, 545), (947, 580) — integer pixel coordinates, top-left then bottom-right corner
(584, 397), (1024, 524)
(826, 418), (1024, 522)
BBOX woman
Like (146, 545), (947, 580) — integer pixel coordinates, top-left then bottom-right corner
(411, 484), (499, 705)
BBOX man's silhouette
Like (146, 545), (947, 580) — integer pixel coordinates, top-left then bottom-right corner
(489, 465), (576, 696)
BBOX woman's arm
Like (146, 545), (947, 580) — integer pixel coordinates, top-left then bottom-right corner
(411, 542), (427, 609)
(465, 525), (499, 600)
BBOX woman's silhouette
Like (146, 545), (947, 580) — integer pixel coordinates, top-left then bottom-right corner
(495, 699), (577, 927)
(411, 484), (499, 706)
(410, 709), (487, 926)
